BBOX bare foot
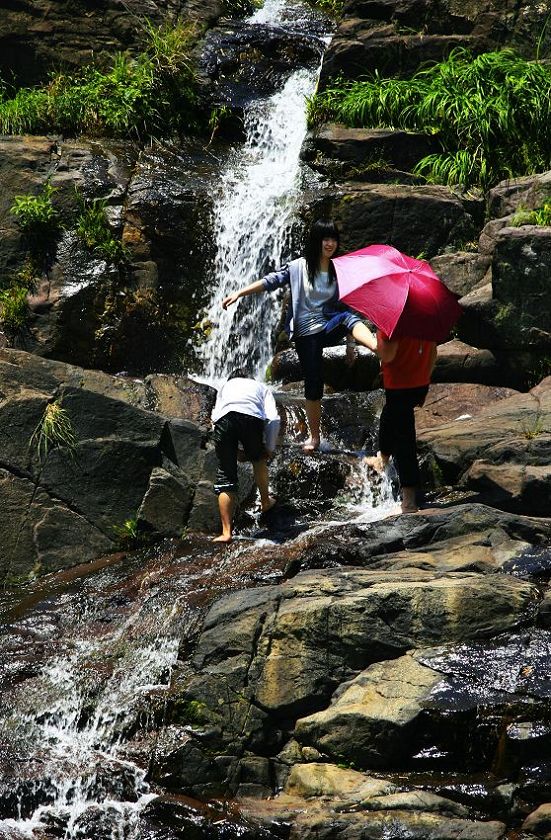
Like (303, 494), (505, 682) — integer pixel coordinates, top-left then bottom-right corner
(303, 438), (320, 453)
(365, 453), (389, 474)
(261, 496), (277, 514)
(212, 534), (233, 543)
(401, 504), (419, 514)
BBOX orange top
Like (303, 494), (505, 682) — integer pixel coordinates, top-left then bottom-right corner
(379, 333), (436, 390)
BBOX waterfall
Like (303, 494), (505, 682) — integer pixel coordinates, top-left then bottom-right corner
(0, 583), (186, 839)
(197, 9), (328, 384)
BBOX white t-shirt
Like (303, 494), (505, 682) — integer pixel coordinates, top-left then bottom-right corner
(211, 378), (281, 451)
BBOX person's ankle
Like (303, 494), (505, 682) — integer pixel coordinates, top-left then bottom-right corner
(401, 487), (418, 513)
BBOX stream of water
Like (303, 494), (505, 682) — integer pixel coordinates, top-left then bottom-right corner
(197, 3), (329, 384)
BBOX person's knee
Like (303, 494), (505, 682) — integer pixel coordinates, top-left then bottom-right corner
(214, 480), (238, 495)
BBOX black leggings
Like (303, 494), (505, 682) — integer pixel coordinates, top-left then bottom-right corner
(379, 386), (428, 488)
(294, 325), (348, 401)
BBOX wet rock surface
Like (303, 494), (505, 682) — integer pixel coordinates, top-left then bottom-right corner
(0, 348), (216, 580)
(0, 0), (224, 88)
(418, 377), (551, 515)
(1, 0), (551, 838)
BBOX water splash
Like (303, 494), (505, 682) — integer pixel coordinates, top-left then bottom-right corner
(344, 457), (398, 522)
(197, 64), (322, 384)
(0, 591), (185, 839)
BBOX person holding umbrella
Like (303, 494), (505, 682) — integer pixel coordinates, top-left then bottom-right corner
(222, 220), (377, 452)
(333, 243), (462, 514)
(366, 333), (437, 513)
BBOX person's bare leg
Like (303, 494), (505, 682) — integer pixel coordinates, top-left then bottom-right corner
(213, 491), (236, 542)
(304, 399), (321, 451)
(253, 460), (276, 512)
(365, 451), (390, 473)
(401, 486), (419, 513)
(351, 322), (377, 353)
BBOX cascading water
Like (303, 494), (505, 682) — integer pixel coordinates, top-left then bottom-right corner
(0, 573), (185, 839)
(197, 6), (329, 384)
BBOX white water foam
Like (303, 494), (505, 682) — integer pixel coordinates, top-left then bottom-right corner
(0, 597), (184, 839)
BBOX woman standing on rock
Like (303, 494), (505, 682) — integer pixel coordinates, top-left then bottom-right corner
(366, 332), (437, 513)
(222, 219), (377, 452)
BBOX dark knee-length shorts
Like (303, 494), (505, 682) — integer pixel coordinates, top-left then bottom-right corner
(213, 411), (265, 495)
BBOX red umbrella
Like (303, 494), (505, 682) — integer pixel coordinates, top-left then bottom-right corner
(333, 244), (462, 342)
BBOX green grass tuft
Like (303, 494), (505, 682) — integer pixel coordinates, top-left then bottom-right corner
(75, 193), (129, 264)
(29, 399), (77, 463)
(307, 48), (551, 189)
(511, 201), (551, 227)
(0, 286), (29, 331)
(0, 21), (203, 139)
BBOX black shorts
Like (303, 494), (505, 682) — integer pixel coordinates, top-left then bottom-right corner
(213, 412), (265, 495)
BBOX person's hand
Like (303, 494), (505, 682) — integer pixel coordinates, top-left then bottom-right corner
(222, 291), (241, 309)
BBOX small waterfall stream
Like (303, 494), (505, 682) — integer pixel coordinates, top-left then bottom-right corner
(0, 561), (185, 839)
(197, 2), (329, 384)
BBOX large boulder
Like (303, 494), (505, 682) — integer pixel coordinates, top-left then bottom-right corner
(310, 183), (483, 259)
(0, 136), (223, 374)
(431, 340), (510, 386)
(419, 377), (551, 514)
(416, 382), (519, 432)
(302, 125), (439, 183)
(0, 348), (208, 581)
(320, 0), (550, 86)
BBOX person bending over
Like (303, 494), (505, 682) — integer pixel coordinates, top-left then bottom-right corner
(367, 332), (437, 514)
(211, 369), (280, 543)
(222, 220), (376, 452)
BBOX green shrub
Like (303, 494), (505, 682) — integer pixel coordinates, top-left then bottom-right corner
(511, 201), (551, 227)
(306, 0), (344, 17)
(10, 182), (59, 238)
(0, 286), (29, 331)
(75, 194), (129, 263)
(0, 21), (203, 139)
(308, 49), (551, 189)
(112, 517), (140, 544)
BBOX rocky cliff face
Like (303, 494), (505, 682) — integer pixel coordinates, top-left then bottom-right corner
(0, 1), (550, 838)
(0, 0), (223, 88)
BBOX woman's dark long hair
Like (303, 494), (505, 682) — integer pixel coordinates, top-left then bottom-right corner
(304, 219), (340, 283)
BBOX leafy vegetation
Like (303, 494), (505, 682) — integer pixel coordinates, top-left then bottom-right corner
(306, 0), (344, 17)
(307, 48), (551, 189)
(75, 194), (129, 263)
(0, 21), (203, 139)
(10, 182), (60, 242)
(0, 286), (29, 331)
(29, 399), (77, 463)
(112, 517), (140, 544)
(511, 201), (551, 227)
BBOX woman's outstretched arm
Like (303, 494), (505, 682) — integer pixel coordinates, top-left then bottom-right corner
(222, 279), (266, 309)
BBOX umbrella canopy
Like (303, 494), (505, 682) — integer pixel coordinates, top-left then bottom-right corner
(334, 244), (462, 342)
